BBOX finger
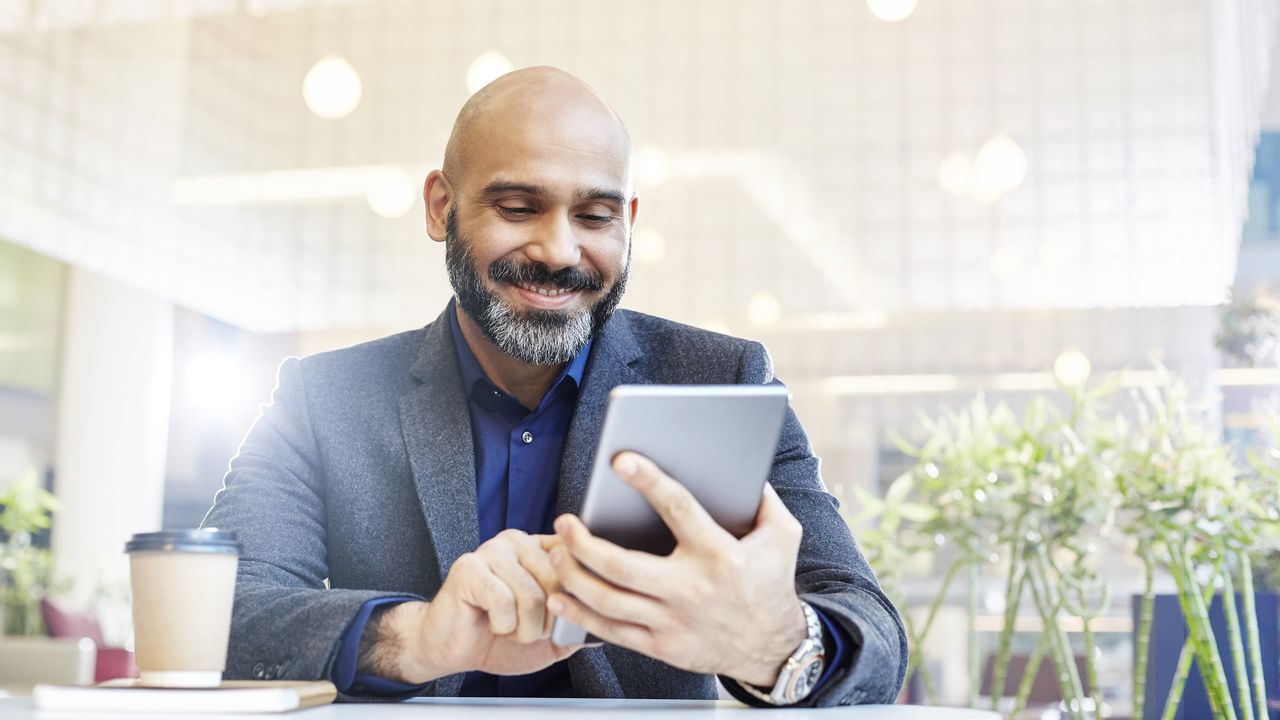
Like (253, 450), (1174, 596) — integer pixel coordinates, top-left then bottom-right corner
(553, 514), (668, 595)
(549, 545), (663, 625)
(515, 535), (561, 595)
(756, 483), (801, 532)
(612, 452), (733, 551)
(486, 554), (550, 643)
(537, 534), (565, 553)
(547, 592), (655, 655)
(456, 554), (518, 636)
(514, 536), (563, 637)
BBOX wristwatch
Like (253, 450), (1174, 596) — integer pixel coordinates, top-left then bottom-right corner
(738, 600), (826, 705)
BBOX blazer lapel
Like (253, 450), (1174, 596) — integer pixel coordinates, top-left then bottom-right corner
(399, 308), (479, 591)
(555, 310), (647, 519)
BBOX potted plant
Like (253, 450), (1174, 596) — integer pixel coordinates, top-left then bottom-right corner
(0, 468), (62, 636)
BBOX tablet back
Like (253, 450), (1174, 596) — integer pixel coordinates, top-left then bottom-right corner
(578, 384), (790, 556)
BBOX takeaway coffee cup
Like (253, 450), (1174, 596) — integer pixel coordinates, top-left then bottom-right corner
(125, 529), (241, 688)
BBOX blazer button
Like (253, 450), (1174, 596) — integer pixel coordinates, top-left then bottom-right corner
(252, 662), (266, 678)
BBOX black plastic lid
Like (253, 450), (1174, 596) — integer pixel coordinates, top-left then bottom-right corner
(125, 529), (241, 555)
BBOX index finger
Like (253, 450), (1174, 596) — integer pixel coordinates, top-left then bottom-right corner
(612, 452), (734, 552)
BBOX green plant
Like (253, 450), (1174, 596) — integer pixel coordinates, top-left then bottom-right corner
(1115, 372), (1278, 720)
(0, 469), (62, 636)
(849, 369), (1280, 720)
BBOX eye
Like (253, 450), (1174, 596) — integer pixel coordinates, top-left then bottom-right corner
(577, 213), (614, 225)
(497, 205), (536, 219)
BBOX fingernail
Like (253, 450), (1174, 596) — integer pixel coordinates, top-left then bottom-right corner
(547, 597), (564, 614)
(614, 453), (636, 477)
(554, 516), (568, 534)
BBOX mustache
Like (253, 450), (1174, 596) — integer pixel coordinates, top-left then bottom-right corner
(489, 257), (605, 294)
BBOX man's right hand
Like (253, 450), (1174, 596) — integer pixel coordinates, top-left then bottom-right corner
(364, 529), (582, 683)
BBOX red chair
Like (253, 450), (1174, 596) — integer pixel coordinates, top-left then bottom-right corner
(40, 599), (137, 683)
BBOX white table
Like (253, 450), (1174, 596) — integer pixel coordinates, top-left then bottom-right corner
(0, 695), (999, 719)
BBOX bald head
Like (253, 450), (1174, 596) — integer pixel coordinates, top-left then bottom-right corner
(442, 66), (632, 191)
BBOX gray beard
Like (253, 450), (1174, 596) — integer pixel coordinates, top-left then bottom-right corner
(444, 207), (628, 366)
(472, 284), (595, 366)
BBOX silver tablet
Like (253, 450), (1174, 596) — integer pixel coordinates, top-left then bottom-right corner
(550, 383), (790, 646)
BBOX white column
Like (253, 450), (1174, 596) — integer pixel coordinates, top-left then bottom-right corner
(52, 268), (173, 603)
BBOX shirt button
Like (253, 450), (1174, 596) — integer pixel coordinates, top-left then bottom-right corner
(521, 431), (534, 444)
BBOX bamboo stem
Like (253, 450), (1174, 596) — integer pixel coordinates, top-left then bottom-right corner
(1081, 616), (1103, 719)
(905, 560), (962, 681)
(1221, 568), (1255, 720)
(917, 652), (939, 705)
(1134, 556), (1156, 720)
(989, 566), (1026, 711)
(1012, 632), (1050, 720)
(1169, 543), (1236, 720)
(1240, 554), (1268, 720)
(968, 561), (980, 709)
(1027, 553), (1086, 720)
(1159, 641), (1194, 720)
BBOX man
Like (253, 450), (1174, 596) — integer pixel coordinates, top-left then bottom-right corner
(203, 66), (906, 707)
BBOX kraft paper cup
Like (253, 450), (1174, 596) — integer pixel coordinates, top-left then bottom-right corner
(125, 529), (240, 688)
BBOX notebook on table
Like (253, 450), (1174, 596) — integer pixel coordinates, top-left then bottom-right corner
(33, 679), (337, 714)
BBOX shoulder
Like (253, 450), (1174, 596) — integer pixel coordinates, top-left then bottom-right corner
(288, 326), (427, 394)
(613, 309), (775, 384)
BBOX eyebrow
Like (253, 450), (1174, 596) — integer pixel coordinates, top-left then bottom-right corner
(478, 181), (627, 207)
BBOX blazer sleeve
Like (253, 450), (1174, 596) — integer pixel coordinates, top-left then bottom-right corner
(719, 341), (908, 707)
(201, 357), (427, 703)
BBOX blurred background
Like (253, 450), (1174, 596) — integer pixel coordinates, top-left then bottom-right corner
(2, 0), (1280, 713)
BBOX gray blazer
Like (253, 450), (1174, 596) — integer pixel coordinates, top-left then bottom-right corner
(202, 306), (907, 706)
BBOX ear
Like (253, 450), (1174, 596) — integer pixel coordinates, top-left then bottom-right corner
(627, 195), (640, 231)
(424, 170), (453, 242)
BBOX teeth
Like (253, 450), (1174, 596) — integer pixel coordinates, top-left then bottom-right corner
(516, 281), (569, 297)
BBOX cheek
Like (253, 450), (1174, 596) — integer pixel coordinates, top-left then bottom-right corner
(586, 234), (630, 277)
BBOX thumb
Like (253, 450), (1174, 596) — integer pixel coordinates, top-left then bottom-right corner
(750, 484), (801, 540)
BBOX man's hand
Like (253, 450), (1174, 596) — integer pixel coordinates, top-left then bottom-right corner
(365, 529), (582, 683)
(547, 452), (808, 687)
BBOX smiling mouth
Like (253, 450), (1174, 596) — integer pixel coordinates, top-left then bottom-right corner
(513, 280), (575, 297)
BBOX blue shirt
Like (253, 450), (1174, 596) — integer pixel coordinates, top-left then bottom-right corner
(331, 301), (849, 698)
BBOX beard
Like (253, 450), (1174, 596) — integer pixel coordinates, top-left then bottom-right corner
(444, 206), (629, 366)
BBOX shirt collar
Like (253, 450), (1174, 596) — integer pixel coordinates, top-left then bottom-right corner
(447, 298), (593, 398)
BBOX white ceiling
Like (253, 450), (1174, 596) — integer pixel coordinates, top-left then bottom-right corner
(1, 0), (1278, 333)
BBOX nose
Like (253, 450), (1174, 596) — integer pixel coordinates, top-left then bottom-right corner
(524, 212), (580, 271)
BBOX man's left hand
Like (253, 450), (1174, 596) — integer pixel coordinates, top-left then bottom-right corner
(547, 451), (808, 687)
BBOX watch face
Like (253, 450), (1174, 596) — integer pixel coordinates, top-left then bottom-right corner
(788, 655), (824, 700)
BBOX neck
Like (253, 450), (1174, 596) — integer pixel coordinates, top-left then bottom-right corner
(454, 304), (566, 410)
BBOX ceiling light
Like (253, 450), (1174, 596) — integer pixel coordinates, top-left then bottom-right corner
(366, 167), (417, 218)
(466, 50), (513, 95)
(1053, 349), (1092, 388)
(632, 228), (666, 265)
(937, 152), (974, 197)
(303, 56), (362, 120)
(748, 291), (782, 328)
(972, 134), (1027, 201)
(866, 0), (917, 22)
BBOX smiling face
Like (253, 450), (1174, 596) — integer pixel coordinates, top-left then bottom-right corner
(426, 67), (637, 366)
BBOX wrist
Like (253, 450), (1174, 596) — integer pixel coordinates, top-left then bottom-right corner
(378, 601), (449, 684)
(737, 598), (808, 687)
